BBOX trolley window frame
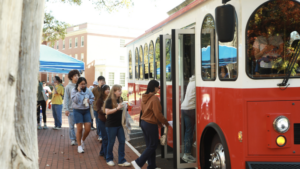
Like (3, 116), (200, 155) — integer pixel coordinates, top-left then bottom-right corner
(201, 13), (217, 81)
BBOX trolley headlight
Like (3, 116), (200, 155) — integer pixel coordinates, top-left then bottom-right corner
(273, 116), (290, 133)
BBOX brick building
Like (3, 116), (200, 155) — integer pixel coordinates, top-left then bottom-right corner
(39, 23), (139, 89)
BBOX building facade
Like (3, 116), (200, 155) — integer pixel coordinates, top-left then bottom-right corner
(40, 23), (139, 90)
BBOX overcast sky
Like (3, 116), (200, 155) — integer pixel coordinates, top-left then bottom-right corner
(46, 0), (184, 31)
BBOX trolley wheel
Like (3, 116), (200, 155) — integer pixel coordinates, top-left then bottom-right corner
(208, 134), (230, 169)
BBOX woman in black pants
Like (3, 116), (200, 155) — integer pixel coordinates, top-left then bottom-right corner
(131, 80), (169, 169)
(37, 81), (47, 129)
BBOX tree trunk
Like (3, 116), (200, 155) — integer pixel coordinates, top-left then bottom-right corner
(0, 0), (44, 168)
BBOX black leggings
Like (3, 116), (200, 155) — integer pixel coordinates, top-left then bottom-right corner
(37, 100), (46, 124)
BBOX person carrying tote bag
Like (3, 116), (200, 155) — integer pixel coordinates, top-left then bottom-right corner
(131, 80), (169, 169)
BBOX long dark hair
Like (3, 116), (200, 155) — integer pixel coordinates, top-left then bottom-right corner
(100, 85), (110, 100)
(145, 80), (159, 94)
(54, 76), (62, 83)
(75, 77), (87, 92)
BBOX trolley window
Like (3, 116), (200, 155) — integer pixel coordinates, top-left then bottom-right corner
(144, 43), (149, 79)
(246, 0), (300, 79)
(139, 46), (144, 79)
(129, 50), (132, 79)
(218, 14), (238, 81)
(149, 41), (155, 79)
(201, 14), (216, 81)
(155, 38), (161, 80)
(135, 48), (139, 80)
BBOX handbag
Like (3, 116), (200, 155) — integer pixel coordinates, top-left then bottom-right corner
(160, 126), (168, 146)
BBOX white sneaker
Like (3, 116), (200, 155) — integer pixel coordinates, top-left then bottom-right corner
(131, 161), (141, 169)
(182, 153), (196, 163)
(53, 127), (57, 130)
(99, 137), (102, 143)
(71, 140), (76, 146)
(107, 161), (115, 166)
(193, 141), (196, 147)
(81, 140), (85, 150)
(78, 146), (84, 153)
(118, 161), (131, 167)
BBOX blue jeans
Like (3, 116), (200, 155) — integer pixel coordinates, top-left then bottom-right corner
(52, 104), (62, 128)
(68, 111), (76, 141)
(94, 110), (102, 137)
(106, 126), (126, 164)
(99, 119), (108, 157)
(182, 109), (195, 154)
(135, 120), (158, 169)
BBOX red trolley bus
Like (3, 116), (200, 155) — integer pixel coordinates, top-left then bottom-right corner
(126, 0), (300, 168)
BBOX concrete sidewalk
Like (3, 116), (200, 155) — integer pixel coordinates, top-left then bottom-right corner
(38, 109), (147, 169)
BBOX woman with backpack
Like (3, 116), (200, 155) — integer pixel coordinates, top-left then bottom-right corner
(131, 80), (169, 169)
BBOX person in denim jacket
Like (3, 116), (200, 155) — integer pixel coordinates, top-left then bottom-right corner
(71, 77), (94, 153)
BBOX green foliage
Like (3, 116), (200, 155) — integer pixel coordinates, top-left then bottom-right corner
(43, 12), (69, 46)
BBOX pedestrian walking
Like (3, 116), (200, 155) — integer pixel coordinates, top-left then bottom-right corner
(63, 70), (80, 146)
(42, 81), (51, 107)
(104, 85), (131, 167)
(51, 76), (64, 130)
(71, 77), (95, 153)
(92, 76), (106, 141)
(96, 85), (110, 158)
(131, 80), (169, 169)
(37, 81), (48, 130)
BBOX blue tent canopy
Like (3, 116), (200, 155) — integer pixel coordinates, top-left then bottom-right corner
(39, 45), (85, 74)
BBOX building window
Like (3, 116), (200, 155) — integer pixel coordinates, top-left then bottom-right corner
(63, 40), (65, 49)
(81, 36), (84, 47)
(120, 39), (125, 47)
(75, 54), (78, 60)
(75, 37), (78, 48)
(56, 41), (59, 49)
(201, 14), (216, 81)
(120, 73), (125, 87)
(47, 73), (49, 82)
(109, 72), (115, 86)
(69, 38), (72, 48)
(81, 53), (84, 62)
(62, 74), (65, 83)
(120, 56), (125, 63)
(129, 51), (132, 79)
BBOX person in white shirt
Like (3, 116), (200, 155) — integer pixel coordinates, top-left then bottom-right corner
(42, 81), (52, 107)
(181, 75), (196, 163)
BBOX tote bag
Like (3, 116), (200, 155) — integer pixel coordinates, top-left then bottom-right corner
(160, 126), (168, 146)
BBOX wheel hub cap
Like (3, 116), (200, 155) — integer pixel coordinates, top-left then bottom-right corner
(209, 143), (226, 169)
